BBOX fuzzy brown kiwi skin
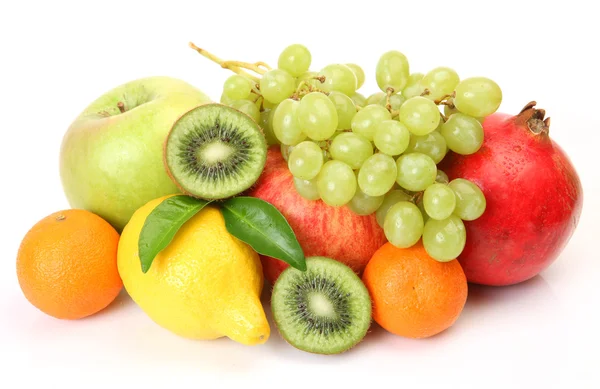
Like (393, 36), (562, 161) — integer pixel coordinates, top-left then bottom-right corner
(162, 103), (267, 201)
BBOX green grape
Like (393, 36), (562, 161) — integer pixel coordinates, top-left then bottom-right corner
(328, 92), (357, 130)
(351, 104), (391, 141)
(436, 169), (449, 184)
(230, 99), (260, 123)
(297, 92), (338, 140)
(416, 196), (429, 223)
(358, 153), (397, 197)
(377, 93), (406, 111)
(278, 44), (311, 77)
(316, 160), (357, 207)
(280, 144), (295, 161)
(260, 69), (296, 104)
(296, 71), (320, 88)
(376, 189), (412, 227)
(318, 64), (358, 96)
(402, 72), (425, 99)
(398, 96), (441, 136)
(376, 50), (410, 93)
(313, 140), (330, 162)
(263, 99), (277, 110)
(374, 120), (410, 156)
(440, 113), (484, 155)
(448, 178), (486, 221)
(454, 77), (502, 117)
(347, 188), (384, 215)
(420, 67), (460, 101)
(423, 183), (457, 220)
(272, 99), (306, 145)
(346, 63), (365, 89)
(405, 131), (447, 164)
(220, 92), (234, 105)
(366, 92), (386, 106)
(423, 215), (466, 262)
(260, 109), (278, 146)
(294, 177), (320, 200)
(384, 201), (424, 248)
(248, 93), (261, 103)
(223, 74), (253, 100)
(351, 93), (367, 107)
(288, 141), (324, 180)
(331, 130), (345, 139)
(329, 132), (373, 169)
(396, 152), (437, 191)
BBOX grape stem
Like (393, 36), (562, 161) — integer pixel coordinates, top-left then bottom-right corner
(188, 42), (261, 82)
(411, 191), (424, 204)
(291, 81), (308, 100)
(434, 92), (455, 105)
(385, 87), (394, 111)
(221, 60), (269, 75)
(251, 83), (261, 95)
(255, 95), (264, 110)
(291, 79), (329, 100)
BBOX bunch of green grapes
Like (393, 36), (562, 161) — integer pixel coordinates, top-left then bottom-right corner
(207, 43), (501, 262)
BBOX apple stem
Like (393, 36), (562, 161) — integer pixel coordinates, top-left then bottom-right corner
(117, 102), (126, 113)
(189, 42), (261, 82)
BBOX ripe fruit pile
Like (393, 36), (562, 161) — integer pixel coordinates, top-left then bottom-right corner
(200, 43), (497, 262)
(16, 41), (582, 357)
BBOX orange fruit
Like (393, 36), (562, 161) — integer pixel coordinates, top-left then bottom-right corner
(16, 209), (122, 320)
(362, 241), (468, 338)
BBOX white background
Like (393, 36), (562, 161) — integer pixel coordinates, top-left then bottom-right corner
(1, 1), (598, 387)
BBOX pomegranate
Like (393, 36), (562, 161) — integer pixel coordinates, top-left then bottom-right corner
(441, 101), (583, 286)
(250, 147), (387, 284)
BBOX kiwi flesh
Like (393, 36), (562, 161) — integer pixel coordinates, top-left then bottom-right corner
(271, 256), (372, 355)
(164, 103), (267, 200)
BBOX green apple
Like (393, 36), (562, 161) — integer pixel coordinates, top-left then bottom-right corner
(60, 76), (211, 231)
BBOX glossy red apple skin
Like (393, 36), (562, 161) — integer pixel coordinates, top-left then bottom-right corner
(440, 103), (583, 286)
(250, 147), (387, 284)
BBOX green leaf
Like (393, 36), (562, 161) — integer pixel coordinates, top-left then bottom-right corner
(138, 195), (210, 273)
(221, 197), (306, 271)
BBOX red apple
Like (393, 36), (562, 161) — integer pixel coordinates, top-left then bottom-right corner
(250, 147), (387, 284)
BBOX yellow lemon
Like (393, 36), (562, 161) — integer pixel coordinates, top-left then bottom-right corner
(117, 195), (269, 345)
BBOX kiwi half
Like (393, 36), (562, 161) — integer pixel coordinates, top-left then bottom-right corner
(164, 103), (267, 200)
(271, 256), (372, 355)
